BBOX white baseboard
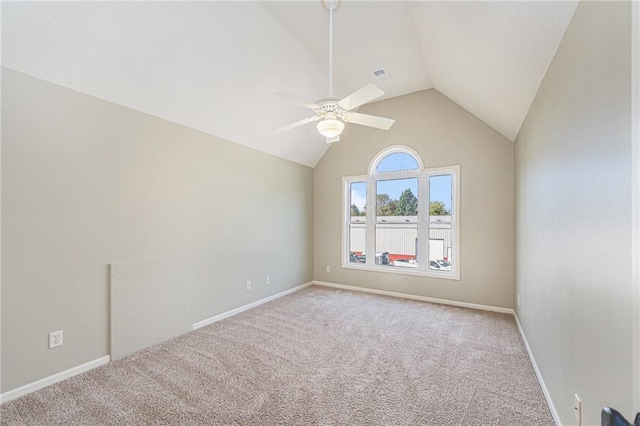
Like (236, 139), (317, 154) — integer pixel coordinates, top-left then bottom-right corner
(514, 314), (561, 426)
(312, 281), (515, 315)
(192, 281), (313, 330)
(0, 355), (110, 404)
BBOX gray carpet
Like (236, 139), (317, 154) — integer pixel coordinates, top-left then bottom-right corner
(1, 286), (554, 425)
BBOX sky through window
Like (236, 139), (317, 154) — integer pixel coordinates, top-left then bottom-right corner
(350, 153), (452, 212)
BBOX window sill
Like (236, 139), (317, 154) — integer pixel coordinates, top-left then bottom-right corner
(341, 263), (460, 281)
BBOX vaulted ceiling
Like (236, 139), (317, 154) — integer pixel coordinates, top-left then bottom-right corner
(1, 1), (578, 167)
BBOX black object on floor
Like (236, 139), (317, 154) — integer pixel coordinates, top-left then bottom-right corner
(601, 407), (640, 426)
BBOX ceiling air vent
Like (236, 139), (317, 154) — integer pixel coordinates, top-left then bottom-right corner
(372, 68), (390, 81)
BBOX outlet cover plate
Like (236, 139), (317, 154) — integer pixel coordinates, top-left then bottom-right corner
(49, 330), (63, 348)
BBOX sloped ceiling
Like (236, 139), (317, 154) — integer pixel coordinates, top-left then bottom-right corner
(1, 1), (577, 167)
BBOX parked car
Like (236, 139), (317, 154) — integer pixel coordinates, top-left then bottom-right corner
(436, 260), (452, 271)
(393, 259), (417, 268)
(349, 252), (366, 263)
(375, 252), (390, 265)
(350, 252), (390, 265)
(429, 260), (451, 271)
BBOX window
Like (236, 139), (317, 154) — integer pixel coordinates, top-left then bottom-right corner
(343, 146), (460, 279)
(348, 181), (367, 264)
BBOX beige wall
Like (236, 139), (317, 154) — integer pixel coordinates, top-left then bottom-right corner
(1, 69), (313, 393)
(515, 2), (635, 425)
(314, 89), (515, 309)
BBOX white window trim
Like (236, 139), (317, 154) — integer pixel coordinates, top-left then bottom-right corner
(342, 148), (460, 280)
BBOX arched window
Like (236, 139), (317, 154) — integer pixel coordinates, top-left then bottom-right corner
(374, 152), (419, 174)
(344, 146), (460, 279)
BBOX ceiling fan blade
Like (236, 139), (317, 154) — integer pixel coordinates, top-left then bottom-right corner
(344, 112), (395, 130)
(273, 91), (321, 110)
(338, 84), (385, 111)
(326, 135), (340, 144)
(274, 116), (320, 134)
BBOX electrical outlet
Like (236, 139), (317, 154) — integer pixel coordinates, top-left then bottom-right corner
(326, 265), (331, 273)
(517, 294), (521, 307)
(246, 280), (251, 290)
(574, 393), (582, 425)
(266, 276), (270, 285)
(49, 330), (63, 349)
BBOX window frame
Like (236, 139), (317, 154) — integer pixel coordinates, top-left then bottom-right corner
(342, 147), (460, 280)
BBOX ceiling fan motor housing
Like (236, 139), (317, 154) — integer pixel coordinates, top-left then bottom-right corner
(315, 98), (348, 120)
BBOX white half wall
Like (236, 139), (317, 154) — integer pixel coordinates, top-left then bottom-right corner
(110, 255), (193, 361)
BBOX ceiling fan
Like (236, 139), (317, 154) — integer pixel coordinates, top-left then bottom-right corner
(274, 0), (395, 143)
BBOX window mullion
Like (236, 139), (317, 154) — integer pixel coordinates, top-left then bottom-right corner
(365, 177), (376, 266)
(417, 173), (429, 271)
(451, 168), (460, 274)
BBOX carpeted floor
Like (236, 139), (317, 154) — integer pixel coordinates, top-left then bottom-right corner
(1, 286), (554, 425)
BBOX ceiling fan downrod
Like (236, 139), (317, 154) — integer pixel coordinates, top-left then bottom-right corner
(322, 0), (341, 98)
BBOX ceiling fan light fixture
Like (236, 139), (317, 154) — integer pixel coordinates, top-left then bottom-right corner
(317, 117), (344, 138)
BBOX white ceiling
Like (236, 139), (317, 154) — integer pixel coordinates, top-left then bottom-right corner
(1, 1), (577, 167)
